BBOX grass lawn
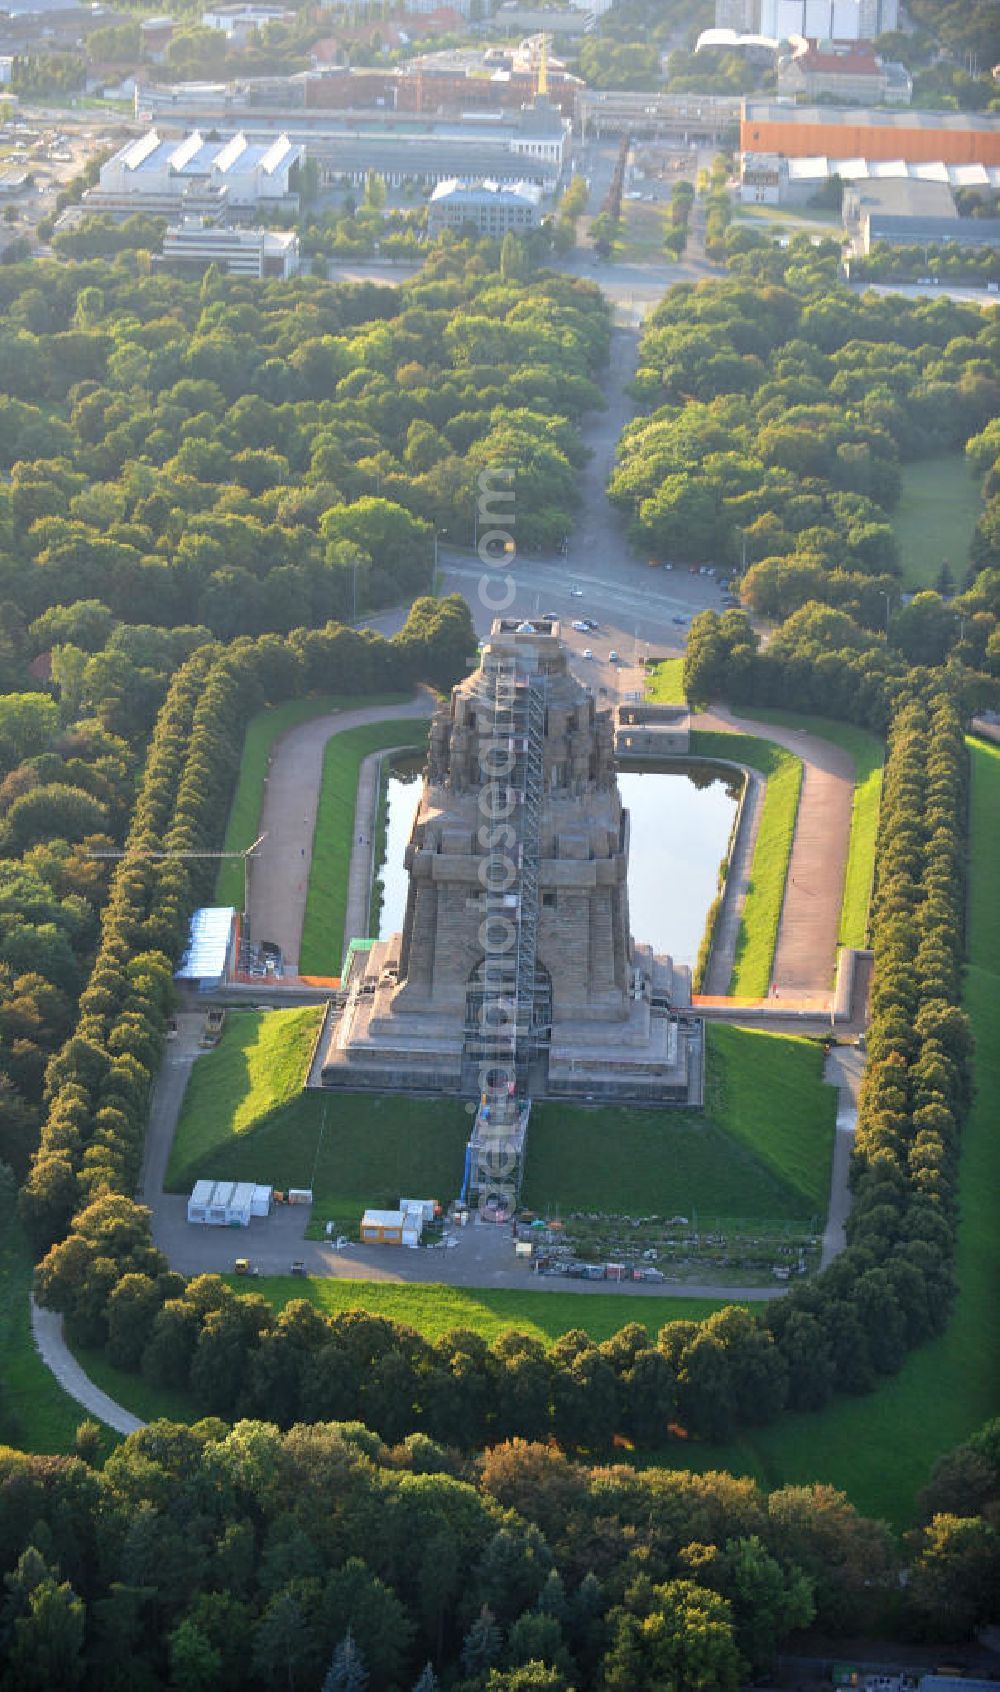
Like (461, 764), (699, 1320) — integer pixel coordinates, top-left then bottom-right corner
(646, 657), (686, 704)
(690, 730), (803, 997)
(523, 1022), (833, 1226)
(655, 738), (1000, 1529)
(166, 1006), (323, 1191)
(892, 455), (980, 591)
(300, 719), (430, 976)
(214, 693), (407, 907)
(0, 1221), (116, 1456)
(165, 1015), (834, 1236)
(742, 710), (884, 950)
(232, 1278), (733, 1346)
(164, 1014), (471, 1228)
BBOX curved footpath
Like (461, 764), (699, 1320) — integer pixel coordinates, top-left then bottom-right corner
(30, 1297), (145, 1437)
(694, 706), (855, 996)
(248, 693), (436, 974)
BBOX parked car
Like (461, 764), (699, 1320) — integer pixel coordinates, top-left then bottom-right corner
(570, 586), (584, 598)
(572, 619), (589, 632)
(582, 648), (594, 659)
(608, 649), (620, 662)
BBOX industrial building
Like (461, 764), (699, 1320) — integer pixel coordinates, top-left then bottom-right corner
(160, 217), (300, 277)
(577, 89), (741, 142)
(844, 177), (1000, 257)
(132, 90), (569, 187)
(86, 129), (302, 220)
(741, 101), (1000, 167)
(428, 177), (541, 236)
(740, 151), (1000, 207)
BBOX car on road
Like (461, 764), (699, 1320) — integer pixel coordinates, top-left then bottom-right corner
(572, 619), (589, 632)
(662, 562), (673, 570)
(583, 617), (599, 630)
(570, 586), (584, 597)
(672, 615), (688, 625)
(542, 610), (558, 620)
(582, 648), (594, 659)
(608, 649), (620, 662)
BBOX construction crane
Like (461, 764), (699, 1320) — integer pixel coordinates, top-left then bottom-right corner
(88, 834), (268, 923)
(535, 31), (550, 101)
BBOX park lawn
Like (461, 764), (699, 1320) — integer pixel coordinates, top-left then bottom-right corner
(235, 1278), (733, 1345)
(167, 1057), (471, 1231)
(523, 1022), (833, 1225)
(0, 1221), (115, 1457)
(743, 710), (884, 950)
(646, 657), (686, 704)
(165, 1017), (833, 1232)
(892, 454), (980, 591)
(690, 730), (803, 997)
(706, 1024), (835, 1216)
(214, 692), (408, 906)
(299, 719), (430, 976)
(654, 737), (1000, 1529)
(165, 1006), (324, 1191)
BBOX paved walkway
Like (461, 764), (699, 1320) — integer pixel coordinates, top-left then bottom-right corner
(249, 694), (435, 973)
(821, 1044), (863, 1269)
(702, 768), (763, 996)
(694, 707), (855, 996)
(30, 1297), (146, 1437)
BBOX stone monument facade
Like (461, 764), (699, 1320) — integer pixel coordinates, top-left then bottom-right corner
(320, 619), (698, 1104)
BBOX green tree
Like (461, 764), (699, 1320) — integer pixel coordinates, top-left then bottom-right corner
(168, 1617), (223, 1692)
(600, 1577), (742, 1692)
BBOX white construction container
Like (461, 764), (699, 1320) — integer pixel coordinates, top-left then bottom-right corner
(227, 1182), (255, 1227)
(250, 1185), (272, 1217)
(187, 1179), (215, 1224)
(207, 1181), (235, 1225)
(287, 1188), (313, 1205)
(400, 1197), (435, 1222)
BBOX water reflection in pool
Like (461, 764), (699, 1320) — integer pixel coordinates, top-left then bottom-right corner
(619, 765), (741, 967)
(375, 757), (741, 969)
(376, 756), (423, 939)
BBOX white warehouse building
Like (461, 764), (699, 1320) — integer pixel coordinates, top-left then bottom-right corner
(85, 129), (303, 221)
(161, 217), (300, 277)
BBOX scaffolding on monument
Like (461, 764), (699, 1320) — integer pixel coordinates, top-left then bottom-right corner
(463, 659), (546, 1211)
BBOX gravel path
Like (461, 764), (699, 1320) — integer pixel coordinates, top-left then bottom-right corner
(694, 707), (855, 995)
(249, 695), (435, 973)
(30, 1297), (145, 1437)
(821, 1045), (863, 1269)
(702, 767), (763, 996)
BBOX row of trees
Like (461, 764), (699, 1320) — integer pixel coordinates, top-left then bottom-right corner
(18, 598), (471, 1251)
(2, 1399), (996, 1691)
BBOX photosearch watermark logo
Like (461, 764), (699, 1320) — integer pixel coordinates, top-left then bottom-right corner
(468, 465), (522, 1213)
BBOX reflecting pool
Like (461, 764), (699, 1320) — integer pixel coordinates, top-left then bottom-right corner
(619, 764), (741, 966)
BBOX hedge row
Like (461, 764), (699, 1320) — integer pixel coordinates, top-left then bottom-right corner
(22, 600), (471, 1262)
